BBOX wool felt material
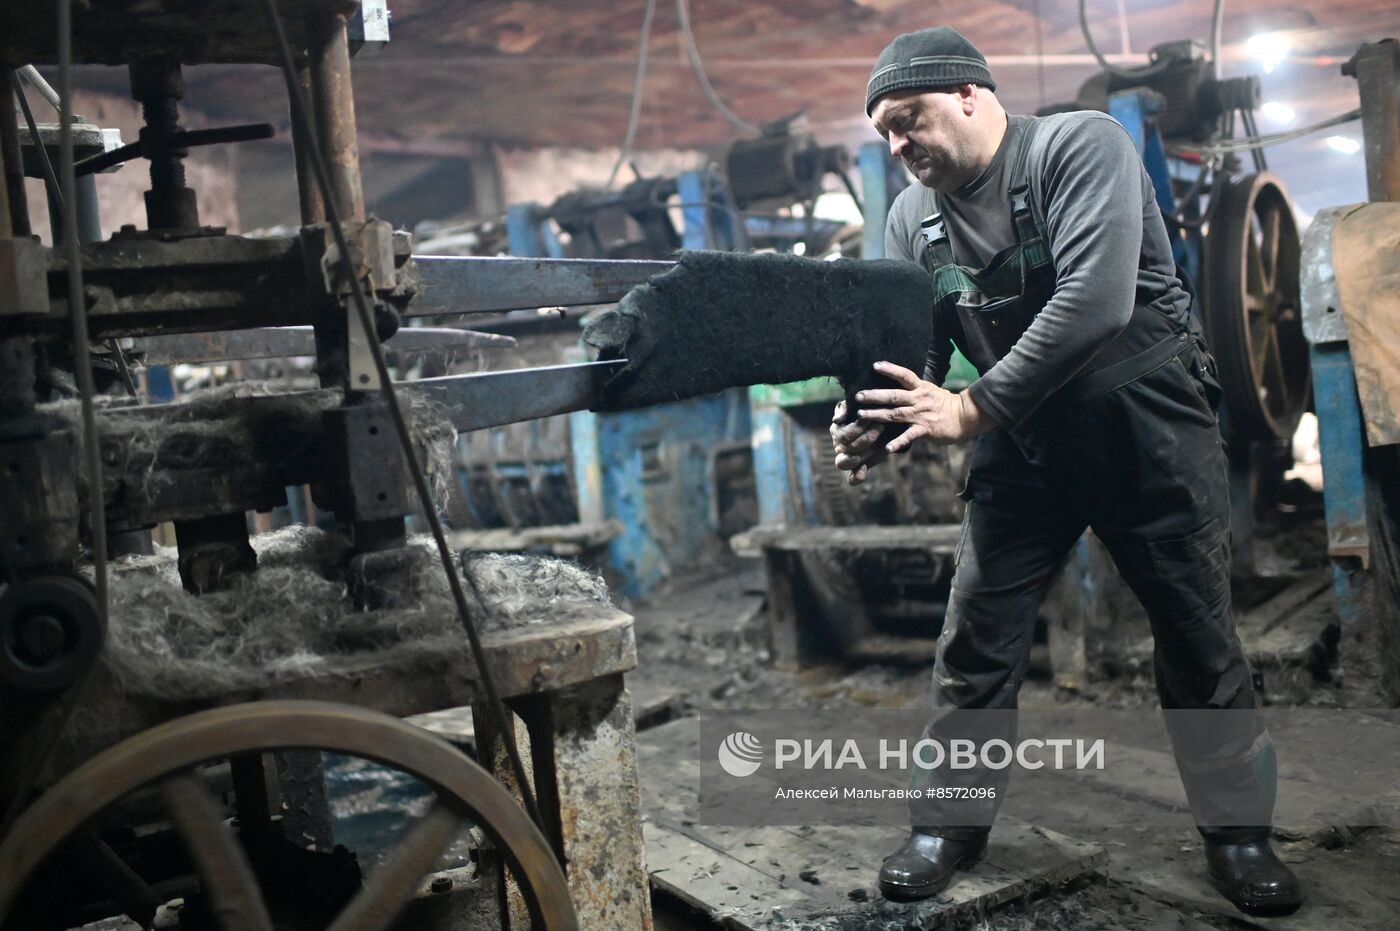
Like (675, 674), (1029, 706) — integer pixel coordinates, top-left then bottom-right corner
(582, 251), (933, 424)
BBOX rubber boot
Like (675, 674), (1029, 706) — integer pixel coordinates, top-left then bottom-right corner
(878, 831), (988, 902)
(1205, 839), (1304, 917)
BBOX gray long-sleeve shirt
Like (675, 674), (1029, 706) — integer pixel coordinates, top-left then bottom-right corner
(885, 111), (1190, 429)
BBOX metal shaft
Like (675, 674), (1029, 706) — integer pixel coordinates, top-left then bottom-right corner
(309, 16), (365, 221)
(0, 70), (30, 236)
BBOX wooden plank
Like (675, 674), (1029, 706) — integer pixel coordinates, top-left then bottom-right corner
(732, 523), (963, 557)
(637, 719), (1106, 926)
(447, 520), (621, 556)
(644, 822), (813, 929)
(404, 706), (474, 751)
(1235, 569), (1332, 638)
(629, 684), (687, 732)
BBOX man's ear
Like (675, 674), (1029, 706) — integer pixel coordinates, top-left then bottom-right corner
(958, 83), (977, 115)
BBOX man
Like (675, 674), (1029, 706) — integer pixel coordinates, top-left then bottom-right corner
(830, 26), (1303, 917)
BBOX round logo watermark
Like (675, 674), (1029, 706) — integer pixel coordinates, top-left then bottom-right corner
(717, 731), (763, 777)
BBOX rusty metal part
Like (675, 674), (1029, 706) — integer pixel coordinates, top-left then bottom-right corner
(0, 701), (579, 930)
(0, 0), (361, 65)
(1204, 172), (1308, 445)
(0, 573), (103, 692)
(294, 60), (327, 224)
(133, 325), (514, 365)
(326, 802), (460, 931)
(310, 16), (365, 222)
(1343, 40), (1400, 203)
(174, 513), (258, 594)
(71, 359), (621, 531)
(0, 247), (669, 339)
(473, 674), (653, 929)
(416, 359), (625, 432)
(129, 58), (200, 231)
(0, 70), (29, 236)
(162, 773), (275, 931)
(74, 123), (275, 178)
(409, 256), (673, 316)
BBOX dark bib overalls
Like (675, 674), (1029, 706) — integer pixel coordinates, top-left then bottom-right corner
(909, 121), (1276, 844)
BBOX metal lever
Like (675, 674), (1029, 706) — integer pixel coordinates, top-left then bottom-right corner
(409, 359), (627, 432)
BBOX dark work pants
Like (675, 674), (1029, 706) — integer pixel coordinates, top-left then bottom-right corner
(910, 347), (1275, 844)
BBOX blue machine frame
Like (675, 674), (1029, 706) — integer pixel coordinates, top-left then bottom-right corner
(1300, 204), (1393, 702)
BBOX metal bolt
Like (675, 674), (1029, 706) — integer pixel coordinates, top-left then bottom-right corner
(16, 614), (66, 663)
(430, 876), (453, 894)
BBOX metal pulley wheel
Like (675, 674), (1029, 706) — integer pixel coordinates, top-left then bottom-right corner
(0, 574), (104, 692)
(1203, 171), (1309, 444)
(0, 701), (578, 931)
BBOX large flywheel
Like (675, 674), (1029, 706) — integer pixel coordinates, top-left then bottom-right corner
(1203, 171), (1310, 444)
(0, 701), (578, 931)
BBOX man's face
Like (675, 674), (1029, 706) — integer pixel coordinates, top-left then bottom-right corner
(871, 89), (976, 192)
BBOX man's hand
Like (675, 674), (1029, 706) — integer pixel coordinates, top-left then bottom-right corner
(854, 361), (992, 451)
(830, 400), (888, 486)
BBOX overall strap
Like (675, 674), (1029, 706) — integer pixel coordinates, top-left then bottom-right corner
(919, 199), (955, 267)
(1007, 117), (1043, 247)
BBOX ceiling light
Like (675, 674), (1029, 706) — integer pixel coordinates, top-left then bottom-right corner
(1245, 33), (1291, 72)
(1259, 101), (1296, 126)
(1326, 135), (1361, 155)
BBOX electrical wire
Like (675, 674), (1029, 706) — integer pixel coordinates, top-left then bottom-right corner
(1238, 106), (1267, 172)
(606, 0), (657, 191)
(1080, 0), (1226, 79)
(673, 0), (758, 135)
(259, 0), (549, 841)
(1078, 0), (1172, 79)
(1177, 107), (1361, 155)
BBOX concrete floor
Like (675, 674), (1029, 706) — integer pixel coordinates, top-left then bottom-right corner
(626, 552), (1400, 931)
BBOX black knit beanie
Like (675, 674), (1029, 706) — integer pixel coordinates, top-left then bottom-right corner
(865, 27), (996, 115)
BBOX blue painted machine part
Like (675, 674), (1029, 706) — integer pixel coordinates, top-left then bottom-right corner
(572, 391), (752, 599)
(505, 203), (564, 258)
(678, 169), (744, 252)
(858, 140), (894, 260)
(1310, 342), (1371, 631)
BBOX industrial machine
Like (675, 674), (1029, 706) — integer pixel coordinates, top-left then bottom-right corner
(0, 2), (686, 928)
(441, 120), (860, 599)
(1301, 39), (1400, 707)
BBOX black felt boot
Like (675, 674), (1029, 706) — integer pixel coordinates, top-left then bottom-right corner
(1205, 839), (1303, 917)
(878, 831), (987, 902)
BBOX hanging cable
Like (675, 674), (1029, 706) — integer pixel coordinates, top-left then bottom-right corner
(1238, 107), (1267, 171)
(606, 0), (657, 191)
(1079, 0), (1171, 79)
(259, 0), (549, 841)
(674, 0), (758, 135)
(1178, 107), (1361, 156)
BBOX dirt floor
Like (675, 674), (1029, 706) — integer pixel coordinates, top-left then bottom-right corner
(626, 519), (1400, 931)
